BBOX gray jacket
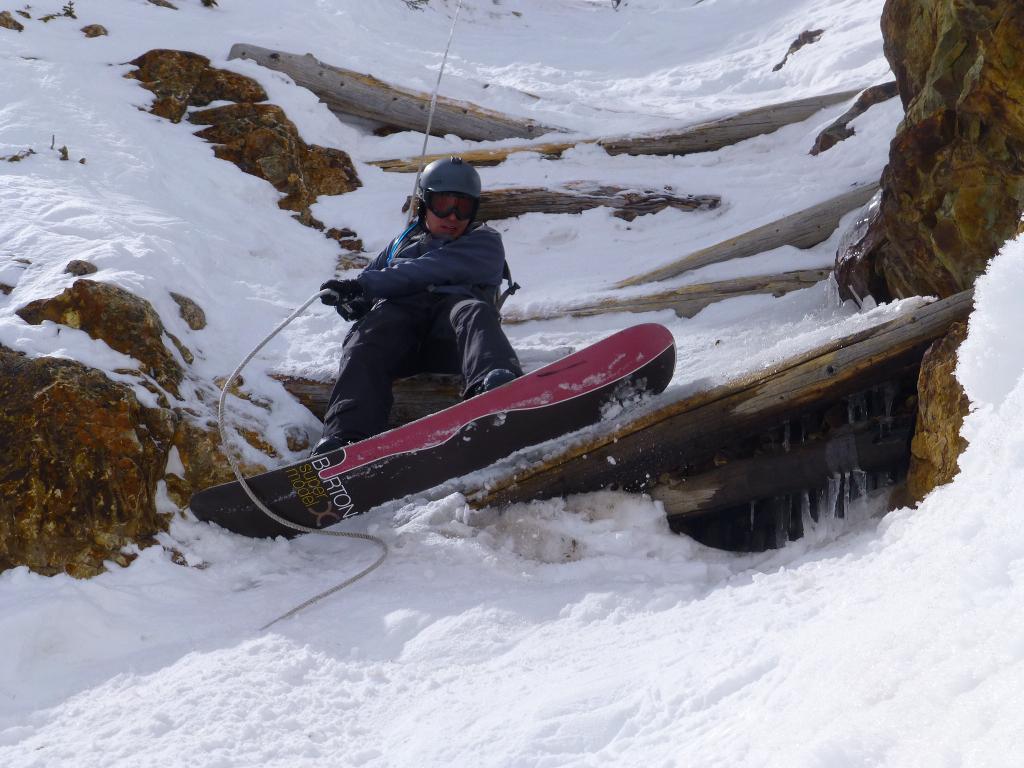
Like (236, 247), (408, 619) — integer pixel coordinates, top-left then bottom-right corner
(357, 222), (506, 305)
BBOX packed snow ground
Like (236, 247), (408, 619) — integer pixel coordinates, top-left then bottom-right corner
(2, 1), (1021, 765)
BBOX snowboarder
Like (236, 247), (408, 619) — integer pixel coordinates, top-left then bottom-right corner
(314, 156), (523, 455)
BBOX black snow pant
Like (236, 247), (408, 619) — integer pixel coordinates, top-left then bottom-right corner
(321, 293), (522, 443)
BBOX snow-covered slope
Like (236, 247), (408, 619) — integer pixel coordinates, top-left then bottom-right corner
(4, 1), (1021, 765)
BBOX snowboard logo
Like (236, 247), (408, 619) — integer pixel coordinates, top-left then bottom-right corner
(308, 454), (358, 520)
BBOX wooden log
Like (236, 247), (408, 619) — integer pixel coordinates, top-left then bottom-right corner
(228, 43), (562, 141)
(371, 89), (861, 172)
(597, 90), (861, 156)
(272, 372), (462, 425)
(614, 182), (880, 288)
(466, 289), (974, 509)
(409, 183), (721, 222)
(502, 268), (831, 324)
(375, 140), (577, 173)
(651, 416), (913, 521)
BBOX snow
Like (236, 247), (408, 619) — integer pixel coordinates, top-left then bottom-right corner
(2, 0), (1021, 765)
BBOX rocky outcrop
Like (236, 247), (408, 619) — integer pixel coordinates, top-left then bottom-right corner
(0, 341), (277, 575)
(16, 279), (187, 398)
(81, 24), (107, 37)
(125, 49), (267, 123)
(126, 49), (361, 229)
(906, 321), (969, 503)
(0, 346), (176, 577)
(189, 103), (361, 215)
(0, 11), (24, 31)
(64, 259), (98, 276)
(837, 0), (1024, 301)
(163, 418), (268, 510)
(4, 273), (277, 575)
(170, 291), (207, 330)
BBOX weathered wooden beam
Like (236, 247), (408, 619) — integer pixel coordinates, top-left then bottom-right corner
(597, 90), (861, 155)
(228, 43), (562, 141)
(371, 89), (861, 172)
(502, 268), (830, 324)
(406, 183), (721, 222)
(652, 416), (913, 521)
(375, 139), (577, 173)
(614, 182), (879, 288)
(465, 289), (974, 509)
(272, 372), (462, 425)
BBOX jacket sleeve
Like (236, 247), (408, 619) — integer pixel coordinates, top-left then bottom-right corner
(356, 226), (505, 299)
(361, 244), (390, 274)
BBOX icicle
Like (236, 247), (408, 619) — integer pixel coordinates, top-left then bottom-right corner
(782, 420), (791, 453)
(883, 381), (897, 418)
(847, 392), (867, 424)
(853, 468), (867, 500)
(774, 497), (788, 548)
(825, 474), (840, 520)
(839, 472), (851, 519)
(878, 381), (898, 438)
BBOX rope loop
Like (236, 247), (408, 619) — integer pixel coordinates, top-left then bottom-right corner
(216, 290), (388, 631)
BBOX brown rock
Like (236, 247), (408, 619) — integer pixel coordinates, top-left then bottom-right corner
(64, 259), (98, 276)
(285, 426), (312, 454)
(0, 345), (176, 577)
(839, 0), (1024, 302)
(163, 418), (268, 509)
(337, 252), (371, 271)
(0, 11), (24, 31)
(326, 227), (364, 253)
(906, 321), (970, 503)
(16, 279), (185, 397)
(170, 291), (207, 330)
(125, 49), (267, 123)
(81, 24), (108, 38)
(834, 189), (890, 305)
(188, 102), (361, 213)
(810, 81), (898, 155)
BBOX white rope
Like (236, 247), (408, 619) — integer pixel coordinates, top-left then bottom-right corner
(220, 1), (468, 629)
(407, 0), (467, 223)
(216, 289), (388, 632)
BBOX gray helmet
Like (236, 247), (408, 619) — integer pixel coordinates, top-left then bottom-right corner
(417, 156), (481, 201)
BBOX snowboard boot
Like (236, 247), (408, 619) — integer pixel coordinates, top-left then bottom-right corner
(465, 368), (519, 399)
(310, 434), (354, 457)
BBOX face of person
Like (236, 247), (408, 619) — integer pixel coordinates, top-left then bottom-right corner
(423, 192), (475, 239)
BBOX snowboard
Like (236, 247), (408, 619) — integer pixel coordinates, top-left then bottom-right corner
(189, 323), (676, 539)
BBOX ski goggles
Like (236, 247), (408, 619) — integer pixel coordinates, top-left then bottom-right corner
(425, 192), (477, 221)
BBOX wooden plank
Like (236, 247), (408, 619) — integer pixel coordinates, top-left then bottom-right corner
(472, 183), (720, 222)
(652, 417), (913, 520)
(228, 43), (562, 141)
(272, 372), (462, 425)
(614, 182), (879, 288)
(598, 90), (861, 156)
(370, 90), (861, 172)
(374, 140), (577, 173)
(466, 289), (974, 509)
(501, 268), (830, 324)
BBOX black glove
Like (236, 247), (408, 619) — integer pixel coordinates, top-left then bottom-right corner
(337, 296), (371, 322)
(319, 279), (363, 307)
